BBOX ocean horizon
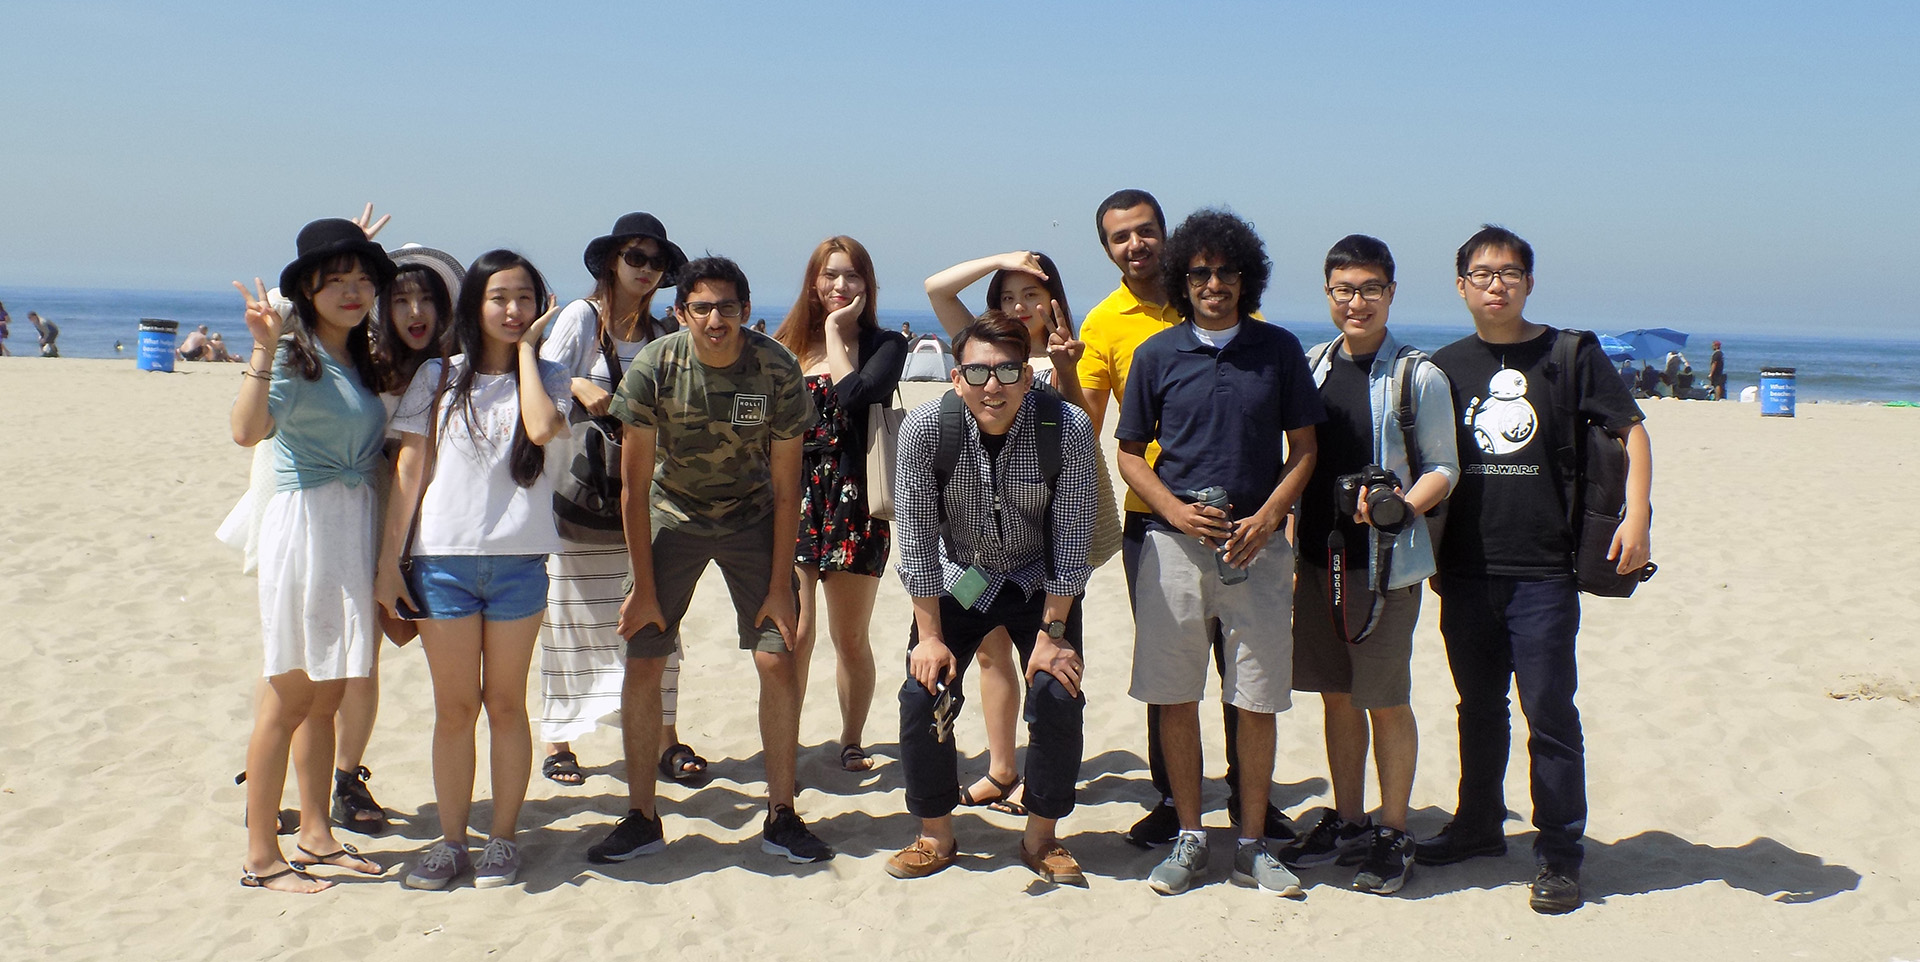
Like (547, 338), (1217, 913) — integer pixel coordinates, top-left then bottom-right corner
(5, 284), (1918, 405)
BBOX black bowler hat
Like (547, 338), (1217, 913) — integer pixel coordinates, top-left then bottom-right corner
(582, 212), (688, 285)
(278, 218), (397, 297)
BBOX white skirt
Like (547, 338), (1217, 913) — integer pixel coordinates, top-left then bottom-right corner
(538, 540), (682, 744)
(256, 481), (378, 681)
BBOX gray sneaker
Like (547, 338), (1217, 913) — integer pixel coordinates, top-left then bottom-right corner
(1232, 840), (1304, 897)
(1147, 833), (1209, 895)
(473, 837), (520, 889)
(403, 840), (471, 890)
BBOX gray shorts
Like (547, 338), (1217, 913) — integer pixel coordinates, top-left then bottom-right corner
(625, 522), (792, 659)
(1291, 560), (1420, 709)
(1128, 528), (1294, 713)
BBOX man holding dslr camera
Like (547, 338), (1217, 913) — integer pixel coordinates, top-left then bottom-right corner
(1280, 235), (1458, 896)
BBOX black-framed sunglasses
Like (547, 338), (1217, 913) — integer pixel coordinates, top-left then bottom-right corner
(1186, 266), (1241, 286)
(621, 248), (672, 271)
(956, 361), (1026, 386)
(683, 300), (745, 318)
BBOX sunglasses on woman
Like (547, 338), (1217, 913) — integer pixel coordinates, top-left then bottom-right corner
(621, 248), (672, 271)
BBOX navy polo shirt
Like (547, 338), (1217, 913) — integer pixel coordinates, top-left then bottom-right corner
(1116, 319), (1325, 531)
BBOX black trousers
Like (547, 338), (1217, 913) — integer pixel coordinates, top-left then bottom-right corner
(898, 589), (1085, 821)
(1124, 510), (1239, 802)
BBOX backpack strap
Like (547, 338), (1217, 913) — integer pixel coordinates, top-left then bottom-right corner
(932, 391), (966, 532)
(1391, 345), (1424, 480)
(930, 389), (1064, 581)
(1548, 329), (1592, 529)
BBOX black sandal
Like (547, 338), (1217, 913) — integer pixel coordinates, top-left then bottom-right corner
(290, 842), (380, 875)
(958, 772), (1019, 808)
(657, 743), (709, 782)
(240, 865), (325, 892)
(543, 750), (586, 786)
(331, 766), (388, 835)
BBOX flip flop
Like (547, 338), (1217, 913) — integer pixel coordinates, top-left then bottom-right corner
(240, 865), (329, 893)
(657, 743), (709, 782)
(839, 743), (874, 773)
(959, 772), (1018, 808)
(289, 843), (381, 875)
(543, 750), (586, 786)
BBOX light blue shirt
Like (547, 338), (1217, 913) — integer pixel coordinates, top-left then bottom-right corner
(266, 340), (387, 492)
(1307, 330), (1459, 589)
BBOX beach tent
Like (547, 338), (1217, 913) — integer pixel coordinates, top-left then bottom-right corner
(1617, 327), (1689, 360)
(901, 335), (955, 381)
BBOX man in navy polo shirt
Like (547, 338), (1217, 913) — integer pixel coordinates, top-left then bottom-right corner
(1116, 209), (1323, 896)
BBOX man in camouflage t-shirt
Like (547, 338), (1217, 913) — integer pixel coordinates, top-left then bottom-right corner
(584, 256), (833, 866)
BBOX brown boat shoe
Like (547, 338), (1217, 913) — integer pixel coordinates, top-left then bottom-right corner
(1020, 839), (1088, 887)
(886, 837), (957, 879)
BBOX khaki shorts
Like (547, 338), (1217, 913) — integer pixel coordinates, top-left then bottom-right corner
(625, 522), (792, 659)
(1128, 528), (1294, 713)
(1291, 560), (1420, 709)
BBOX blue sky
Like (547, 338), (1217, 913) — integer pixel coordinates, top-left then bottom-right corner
(3, 1), (1916, 336)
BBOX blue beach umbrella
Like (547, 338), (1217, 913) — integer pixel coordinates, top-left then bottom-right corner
(1595, 334), (1635, 360)
(1618, 327), (1689, 359)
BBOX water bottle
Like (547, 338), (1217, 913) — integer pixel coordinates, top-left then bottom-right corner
(1189, 486), (1248, 585)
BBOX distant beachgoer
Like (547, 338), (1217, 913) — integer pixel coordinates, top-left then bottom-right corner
(1617, 359), (1636, 396)
(1662, 351), (1683, 392)
(29, 312), (59, 357)
(0, 300), (11, 355)
(1636, 361), (1661, 398)
(1675, 365), (1696, 398)
(230, 217), (393, 893)
(179, 324), (214, 361)
(752, 318), (767, 332)
(1709, 341), (1726, 400)
(113, 340), (125, 353)
(901, 320), (913, 338)
(773, 236), (907, 774)
(209, 333), (242, 362)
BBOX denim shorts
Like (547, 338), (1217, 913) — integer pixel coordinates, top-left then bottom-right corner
(408, 554), (550, 621)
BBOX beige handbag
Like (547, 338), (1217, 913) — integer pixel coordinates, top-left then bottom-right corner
(865, 387), (907, 521)
(1086, 452), (1124, 568)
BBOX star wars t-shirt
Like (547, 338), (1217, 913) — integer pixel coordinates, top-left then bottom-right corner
(1431, 328), (1643, 577)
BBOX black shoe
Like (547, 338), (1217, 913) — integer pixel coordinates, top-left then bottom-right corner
(1126, 800), (1180, 848)
(1529, 864), (1581, 914)
(587, 810), (666, 863)
(1223, 797), (1298, 843)
(1277, 810), (1372, 868)
(762, 804), (834, 863)
(1350, 826), (1416, 895)
(331, 766), (389, 836)
(1413, 821), (1507, 866)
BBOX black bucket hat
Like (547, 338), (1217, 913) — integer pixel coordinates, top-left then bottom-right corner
(278, 218), (397, 297)
(582, 212), (688, 286)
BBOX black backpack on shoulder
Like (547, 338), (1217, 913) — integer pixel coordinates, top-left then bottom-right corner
(1547, 329), (1657, 597)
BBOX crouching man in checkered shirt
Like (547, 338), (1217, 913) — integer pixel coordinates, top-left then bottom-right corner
(885, 311), (1100, 886)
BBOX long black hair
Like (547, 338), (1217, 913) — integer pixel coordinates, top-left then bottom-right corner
(446, 249), (550, 488)
(283, 252), (379, 383)
(372, 265), (453, 393)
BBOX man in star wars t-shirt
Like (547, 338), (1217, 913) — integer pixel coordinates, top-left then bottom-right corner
(1420, 226), (1653, 916)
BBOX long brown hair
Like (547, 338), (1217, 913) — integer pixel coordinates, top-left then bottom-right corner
(589, 243), (669, 342)
(774, 235), (879, 358)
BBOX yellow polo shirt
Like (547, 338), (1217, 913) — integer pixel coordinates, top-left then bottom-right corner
(1079, 283), (1181, 513)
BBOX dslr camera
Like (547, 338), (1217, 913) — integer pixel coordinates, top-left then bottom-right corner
(1334, 465), (1410, 534)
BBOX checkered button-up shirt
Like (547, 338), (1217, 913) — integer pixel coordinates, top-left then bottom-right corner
(893, 390), (1098, 609)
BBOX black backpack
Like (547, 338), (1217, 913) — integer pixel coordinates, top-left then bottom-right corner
(1546, 329), (1657, 597)
(930, 388), (1064, 577)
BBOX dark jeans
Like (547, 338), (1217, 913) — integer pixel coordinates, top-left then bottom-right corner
(1437, 572), (1586, 869)
(898, 590), (1085, 821)
(1124, 510), (1239, 803)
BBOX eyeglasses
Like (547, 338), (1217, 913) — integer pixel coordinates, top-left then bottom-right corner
(621, 248), (672, 271)
(1463, 268), (1528, 290)
(1327, 282), (1391, 304)
(1186, 267), (1241, 286)
(682, 300), (744, 318)
(955, 361), (1025, 386)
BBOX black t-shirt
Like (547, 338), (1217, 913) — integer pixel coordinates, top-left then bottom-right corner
(1298, 350), (1376, 568)
(1432, 328), (1644, 577)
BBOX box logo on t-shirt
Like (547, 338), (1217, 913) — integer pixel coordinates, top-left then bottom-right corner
(732, 394), (769, 425)
(1463, 367), (1538, 456)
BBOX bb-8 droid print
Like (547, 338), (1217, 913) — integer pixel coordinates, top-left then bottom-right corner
(1464, 367), (1537, 456)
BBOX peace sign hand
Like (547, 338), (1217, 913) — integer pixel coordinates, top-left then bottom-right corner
(1044, 299), (1084, 368)
(232, 277), (283, 347)
(351, 202), (390, 241)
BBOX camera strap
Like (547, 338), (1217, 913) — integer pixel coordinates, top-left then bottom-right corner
(1327, 527), (1393, 645)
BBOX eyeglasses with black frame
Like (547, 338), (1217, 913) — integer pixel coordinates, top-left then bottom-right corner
(621, 248), (672, 271)
(955, 361), (1026, 386)
(1185, 266), (1241, 286)
(1463, 268), (1528, 290)
(683, 300), (745, 318)
(1327, 282), (1392, 304)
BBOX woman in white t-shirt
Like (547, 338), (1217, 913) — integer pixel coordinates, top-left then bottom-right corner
(376, 250), (572, 891)
(535, 213), (705, 788)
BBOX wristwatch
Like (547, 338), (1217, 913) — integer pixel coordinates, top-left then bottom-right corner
(1044, 619), (1068, 640)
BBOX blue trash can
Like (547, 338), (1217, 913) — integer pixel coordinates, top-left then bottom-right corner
(137, 319), (178, 372)
(1759, 367), (1795, 417)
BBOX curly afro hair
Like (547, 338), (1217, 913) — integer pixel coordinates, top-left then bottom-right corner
(1160, 208), (1270, 321)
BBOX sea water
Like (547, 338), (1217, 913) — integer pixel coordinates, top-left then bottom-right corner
(4, 285), (1918, 405)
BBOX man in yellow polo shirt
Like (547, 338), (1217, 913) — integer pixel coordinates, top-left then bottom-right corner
(1079, 189), (1293, 848)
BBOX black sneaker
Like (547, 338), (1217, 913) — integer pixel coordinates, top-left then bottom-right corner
(1276, 810), (1372, 868)
(1224, 796), (1299, 843)
(762, 804), (834, 863)
(1125, 800), (1179, 848)
(1529, 865), (1581, 914)
(1413, 821), (1507, 866)
(1350, 826), (1416, 895)
(587, 810), (666, 863)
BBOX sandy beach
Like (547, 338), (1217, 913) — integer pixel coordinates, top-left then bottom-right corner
(2, 356), (1917, 961)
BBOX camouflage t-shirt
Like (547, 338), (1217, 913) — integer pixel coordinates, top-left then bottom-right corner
(612, 328), (814, 536)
